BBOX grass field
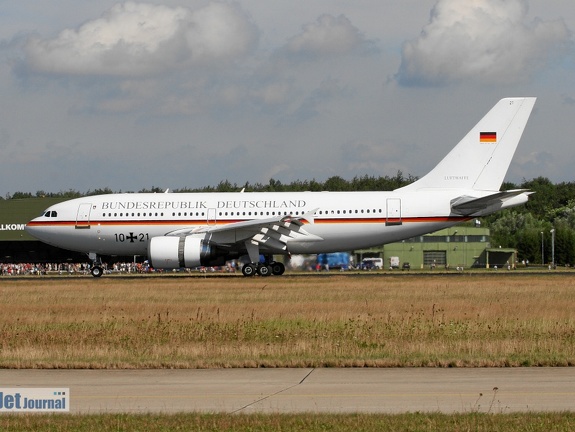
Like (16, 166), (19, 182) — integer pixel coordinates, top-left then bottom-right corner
(1, 273), (574, 368)
(1, 412), (575, 431)
(2, 273), (574, 430)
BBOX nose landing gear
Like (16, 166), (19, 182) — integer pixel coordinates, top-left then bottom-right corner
(88, 252), (104, 278)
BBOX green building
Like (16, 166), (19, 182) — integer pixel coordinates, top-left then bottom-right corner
(0, 198), (65, 241)
(354, 226), (517, 270)
(0, 198), (88, 263)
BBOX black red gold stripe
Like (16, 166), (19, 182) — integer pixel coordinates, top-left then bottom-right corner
(26, 216), (471, 228)
(480, 131), (497, 143)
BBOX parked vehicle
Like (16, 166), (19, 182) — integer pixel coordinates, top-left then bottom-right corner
(389, 256), (400, 269)
(361, 257), (383, 270)
(317, 252), (351, 270)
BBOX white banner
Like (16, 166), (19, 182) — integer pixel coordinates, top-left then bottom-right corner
(0, 388), (69, 412)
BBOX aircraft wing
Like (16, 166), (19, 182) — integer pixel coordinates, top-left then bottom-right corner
(451, 189), (532, 216)
(165, 209), (322, 253)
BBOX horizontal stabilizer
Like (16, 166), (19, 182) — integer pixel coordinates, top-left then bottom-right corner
(451, 189), (532, 216)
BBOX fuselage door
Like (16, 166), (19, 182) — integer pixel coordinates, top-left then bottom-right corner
(386, 198), (402, 226)
(207, 208), (217, 226)
(76, 203), (92, 229)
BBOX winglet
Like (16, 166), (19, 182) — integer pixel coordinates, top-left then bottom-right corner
(281, 208), (318, 226)
(300, 208), (318, 224)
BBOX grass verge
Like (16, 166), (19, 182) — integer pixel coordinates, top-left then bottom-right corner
(1, 274), (574, 368)
(1, 412), (574, 431)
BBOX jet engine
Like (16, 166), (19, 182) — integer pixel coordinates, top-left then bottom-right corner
(148, 235), (222, 269)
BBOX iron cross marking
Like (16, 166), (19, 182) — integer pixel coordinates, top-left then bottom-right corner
(126, 232), (137, 243)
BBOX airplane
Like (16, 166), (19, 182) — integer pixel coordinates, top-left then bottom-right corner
(26, 97), (536, 277)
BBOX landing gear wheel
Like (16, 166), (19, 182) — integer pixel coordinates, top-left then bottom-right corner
(271, 262), (285, 276)
(257, 264), (272, 277)
(91, 266), (103, 278)
(242, 263), (257, 277)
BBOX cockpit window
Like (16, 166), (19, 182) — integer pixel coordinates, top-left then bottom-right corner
(51, 211), (57, 217)
(43, 211), (58, 217)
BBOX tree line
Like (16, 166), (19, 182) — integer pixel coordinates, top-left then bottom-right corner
(4, 174), (575, 265)
(488, 177), (575, 266)
(3, 172), (415, 199)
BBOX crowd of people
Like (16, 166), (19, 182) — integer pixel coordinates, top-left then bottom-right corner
(0, 260), (241, 276)
(1, 262), (88, 276)
(0, 262), (153, 276)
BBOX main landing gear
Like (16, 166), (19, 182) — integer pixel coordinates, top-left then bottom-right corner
(241, 261), (285, 277)
(242, 242), (286, 277)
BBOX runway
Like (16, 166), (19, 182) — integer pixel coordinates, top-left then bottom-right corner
(1, 368), (574, 414)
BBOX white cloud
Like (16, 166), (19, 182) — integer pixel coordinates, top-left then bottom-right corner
(283, 14), (372, 59)
(512, 150), (555, 180)
(4, 0), (575, 196)
(397, 0), (570, 86)
(24, 2), (258, 76)
(250, 81), (292, 106)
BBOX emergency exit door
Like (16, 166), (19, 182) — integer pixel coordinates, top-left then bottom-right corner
(386, 198), (402, 226)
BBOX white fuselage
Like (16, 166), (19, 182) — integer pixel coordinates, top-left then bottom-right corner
(24, 97), (536, 273)
(25, 190), (473, 257)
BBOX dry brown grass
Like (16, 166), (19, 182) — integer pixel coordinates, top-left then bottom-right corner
(1, 273), (574, 368)
(3, 412), (575, 432)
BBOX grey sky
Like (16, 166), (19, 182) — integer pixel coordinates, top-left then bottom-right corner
(1, 0), (574, 196)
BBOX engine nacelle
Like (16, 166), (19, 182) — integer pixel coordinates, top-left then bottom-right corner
(148, 236), (216, 269)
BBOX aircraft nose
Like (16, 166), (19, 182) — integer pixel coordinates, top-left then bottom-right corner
(25, 219), (45, 240)
(25, 221), (36, 235)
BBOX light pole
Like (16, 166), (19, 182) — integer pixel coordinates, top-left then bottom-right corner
(550, 228), (555, 269)
(540, 231), (544, 266)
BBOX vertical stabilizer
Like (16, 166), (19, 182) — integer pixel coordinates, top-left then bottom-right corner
(397, 97), (536, 192)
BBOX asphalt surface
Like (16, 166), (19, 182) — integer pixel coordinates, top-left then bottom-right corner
(1, 368), (574, 414)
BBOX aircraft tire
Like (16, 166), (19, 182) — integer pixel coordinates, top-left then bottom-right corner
(242, 263), (257, 277)
(91, 266), (104, 278)
(257, 265), (272, 277)
(271, 262), (285, 276)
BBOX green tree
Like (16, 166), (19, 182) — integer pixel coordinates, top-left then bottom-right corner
(553, 224), (575, 266)
(521, 177), (556, 218)
(323, 176), (350, 191)
(10, 192), (34, 199)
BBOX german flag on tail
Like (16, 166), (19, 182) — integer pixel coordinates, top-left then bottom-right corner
(480, 131), (497, 143)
